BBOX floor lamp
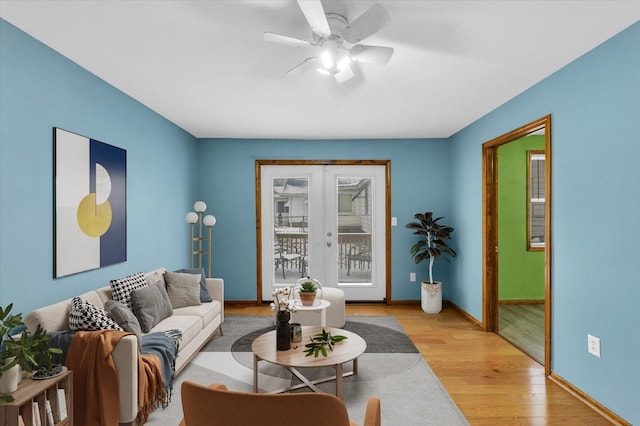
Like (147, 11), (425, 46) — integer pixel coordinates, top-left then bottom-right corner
(185, 201), (216, 278)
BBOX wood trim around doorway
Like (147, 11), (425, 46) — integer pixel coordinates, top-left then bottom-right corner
(482, 115), (552, 375)
(255, 159), (392, 304)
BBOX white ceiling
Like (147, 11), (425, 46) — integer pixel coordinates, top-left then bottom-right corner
(1, 1), (639, 139)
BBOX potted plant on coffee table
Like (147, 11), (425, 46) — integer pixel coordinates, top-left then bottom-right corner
(1, 303), (62, 402)
(406, 212), (457, 314)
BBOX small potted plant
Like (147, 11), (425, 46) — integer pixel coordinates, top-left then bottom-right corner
(406, 212), (457, 314)
(1, 304), (62, 402)
(298, 280), (318, 306)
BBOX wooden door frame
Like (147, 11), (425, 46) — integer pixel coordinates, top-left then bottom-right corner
(255, 159), (391, 304)
(482, 115), (552, 375)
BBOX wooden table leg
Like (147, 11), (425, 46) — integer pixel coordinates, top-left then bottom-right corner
(335, 363), (343, 399)
(253, 354), (259, 392)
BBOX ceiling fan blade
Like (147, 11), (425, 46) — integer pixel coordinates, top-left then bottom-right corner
(296, 0), (331, 38)
(263, 32), (312, 48)
(350, 44), (394, 65)
(286, 57), (322, 75)
(343, 3), (391, 44)
(334, 64), (354, 83)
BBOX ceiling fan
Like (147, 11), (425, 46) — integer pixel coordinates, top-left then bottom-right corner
(263, 0), (394, 83)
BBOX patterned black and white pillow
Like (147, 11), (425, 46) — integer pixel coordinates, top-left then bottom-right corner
(110, 272), (148, 309)
(68, 297), (123, 331)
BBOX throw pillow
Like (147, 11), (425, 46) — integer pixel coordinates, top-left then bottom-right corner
(69, 297), (123, 331)
(110, 272), (148, 309)
(175, 267), (213, 303)
(164, 271), (202, 309)
(146, 270), (165, 288)
(130, 283), (173, 333)
(104, 300), (142, 348)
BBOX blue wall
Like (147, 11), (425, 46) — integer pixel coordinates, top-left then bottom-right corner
(0, 20), (199, 314)
(196, 138), (452, 301)
(448, 22), (640, 423)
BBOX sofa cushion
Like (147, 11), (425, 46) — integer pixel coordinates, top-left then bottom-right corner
(173, 301), (220, 329)
(110, 272), (148, 309)
(25, 298), (72, 333)
(148, 315), (202, 350)
(164, 271), (202, 309)
(175, 267), (213, 303)
(77, 290), (107, 310)
(104, 300), (142, 347)
(94, 286), (114, 306)
(69, 297), (123, 331)
(130, 283), (173, 333)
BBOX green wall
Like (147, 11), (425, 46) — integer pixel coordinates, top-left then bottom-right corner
(497, 135), (545, 300)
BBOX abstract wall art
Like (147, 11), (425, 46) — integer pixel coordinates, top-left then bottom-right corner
(54, 128), (127, 277)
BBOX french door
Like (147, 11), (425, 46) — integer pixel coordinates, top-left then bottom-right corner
(258, 161), (388, 302)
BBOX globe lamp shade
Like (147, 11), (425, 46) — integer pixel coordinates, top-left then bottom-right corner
(185, 212), (198, 224)
(203, 215), (216, 227)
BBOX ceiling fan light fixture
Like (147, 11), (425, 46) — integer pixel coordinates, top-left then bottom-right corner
(320, 51), (333, 69)
(264, 0), (394, 83)
(337, 56), (351, 71)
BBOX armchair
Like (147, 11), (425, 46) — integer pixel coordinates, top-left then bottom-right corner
(179, 381), (381, 426)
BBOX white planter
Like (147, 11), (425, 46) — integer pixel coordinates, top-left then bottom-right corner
(0, 357), (20, 394)
(421, 281), (442, 314)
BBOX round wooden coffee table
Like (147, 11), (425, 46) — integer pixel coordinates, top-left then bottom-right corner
(252, 326), (366, 399)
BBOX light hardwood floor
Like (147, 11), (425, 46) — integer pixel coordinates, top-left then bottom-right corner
(498, 303), (545, 363)
(226, 303), (615, 425)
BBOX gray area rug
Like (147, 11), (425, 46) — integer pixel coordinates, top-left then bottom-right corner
(145, 316), (468, 426)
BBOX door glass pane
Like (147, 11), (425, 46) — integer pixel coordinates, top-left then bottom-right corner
(337, 177), (372, 284)
(273, 177), (308, 284)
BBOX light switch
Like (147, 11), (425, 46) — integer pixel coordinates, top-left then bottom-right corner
(391, 217), (397, 226)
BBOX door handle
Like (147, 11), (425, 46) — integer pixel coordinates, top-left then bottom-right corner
(326, 241), (332, 247)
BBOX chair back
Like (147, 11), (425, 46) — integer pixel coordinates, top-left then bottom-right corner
(181, 382), (353, 426)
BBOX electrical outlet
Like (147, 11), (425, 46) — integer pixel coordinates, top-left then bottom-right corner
(588, 334), (601, 357)
(409, 272), (416, 282)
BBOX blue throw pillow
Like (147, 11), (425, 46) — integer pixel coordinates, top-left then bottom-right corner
(175, 267), (212, 303)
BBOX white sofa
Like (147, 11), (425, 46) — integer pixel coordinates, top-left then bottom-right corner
(24, 268), (224, 425)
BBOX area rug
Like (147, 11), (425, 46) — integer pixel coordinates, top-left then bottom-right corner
(145, 316), (468, 426)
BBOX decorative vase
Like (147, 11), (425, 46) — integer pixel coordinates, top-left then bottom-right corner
(421, 281), (442, 314)
(299, 292), (316, 306)
(0, 357), (20, 394)
(276, 311), (291, 351)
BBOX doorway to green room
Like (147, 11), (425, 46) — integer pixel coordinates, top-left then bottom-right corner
(482, 115), (552, 372)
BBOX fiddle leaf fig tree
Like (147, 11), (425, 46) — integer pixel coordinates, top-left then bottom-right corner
(406, 212), (457, 284)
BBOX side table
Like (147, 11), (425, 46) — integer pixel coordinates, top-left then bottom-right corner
(0, 370), (73, 426)
(292, 299), (331, 327)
